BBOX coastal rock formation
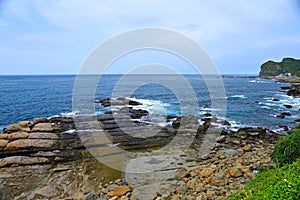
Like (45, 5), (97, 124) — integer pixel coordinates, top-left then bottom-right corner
(259, 57), (300, 77)
(0, 98), (284, 199)
(98, 97), (142, 107)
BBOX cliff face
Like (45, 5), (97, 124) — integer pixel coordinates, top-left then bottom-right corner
(259, 58), (300, 77)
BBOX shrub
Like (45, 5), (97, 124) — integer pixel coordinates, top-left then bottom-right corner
(270, 128), (300, 167)
(229, 160), (300, 200)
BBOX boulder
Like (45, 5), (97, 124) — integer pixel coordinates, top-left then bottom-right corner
(31, 123), (61, 132)
(243, 145), (251, 152)
(28, 132), (59, 140)
(230, 165), (243, 178)
(0, 134), (8, 139)
(175, 166), (190, 179)
(98, 97), (142, 107)
(7, 132), (29, 140)
(5, 139), (56, 150)
(49, 117), (74, 124)
(18, 121), (34, 128)
(283, 104), (293, 109)
(7, 124), (22, 132)
(34, 118), (49, 124)
(216, 135), (226, 143)
(0, 139), (9, 150)
(110, 186), (132, 197)
(0, 156), (50, 168)
(199, 167), (213, 178)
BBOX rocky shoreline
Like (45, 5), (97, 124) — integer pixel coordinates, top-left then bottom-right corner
(0, 93), (295, 199)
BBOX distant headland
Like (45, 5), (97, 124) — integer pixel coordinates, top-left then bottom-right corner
(259, 57), (300, 77)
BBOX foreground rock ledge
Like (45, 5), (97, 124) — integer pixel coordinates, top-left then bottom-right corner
(0, 112), (282, 199)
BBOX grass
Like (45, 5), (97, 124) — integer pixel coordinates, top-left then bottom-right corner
(229, 159), (300, 200)
(270, 127), (300, 167)
(229, 125), (300, 200)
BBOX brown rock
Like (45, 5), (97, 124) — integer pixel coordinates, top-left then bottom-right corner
(211, 178), (227, 186)
(111, 186), (132, 197)
(18, 121), (34, 128)
(243, 145), (251, 152)
(28, 132), (58, 140)
(0, 139), (9, 150)
(0, 156), (49, 167)
(7, 132), (29, 140)
(31, 123), (61, 132)
(175, 166), (190, 179)
(206, 190), (216, 199)
(7, 124), (22, 132)
(5, 139), (55, 150)
(238, 131), (248, 139)
(216, 135), (226, 143)
(230, 165), (243, 178)
(199, 167), (213, 178)
(241, 167), (250, 174)
(0, 134), (8, 139)
(34, 118), (49, 123)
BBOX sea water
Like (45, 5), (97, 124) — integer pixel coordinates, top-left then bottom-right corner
(0, 74), (298, 131)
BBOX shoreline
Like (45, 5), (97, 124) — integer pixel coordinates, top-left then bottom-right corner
(0, 95), (291, 199)
(1, 76), (299, 199)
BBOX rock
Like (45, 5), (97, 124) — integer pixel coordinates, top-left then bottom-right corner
(203, 113), (212, 117)
(175, 166), (190, 179)
(232, 140), (241, 145)
(272, 98), (280, 101)
(172, 117), (181, 129)
(31, 123), (61, 132)
(49, 117), (74, 124)
(0, 156), (49, 167)
(221, 120), (231, 126)
(199, 167), (213, 178)
(243, 145), (251, 152)
(282, 112), (291, 116)
(99, 97), (142, 107)
(6, 132), (29, 140)
(83, 192), (97, 200)
(110, 186), (132, 197)
(18, 121), (34, 128)
(283, 104), (293, 108)
(206, 190), (216, 199)
(230, 165), (243, 178)
(216, 135), (226, 143)
(5, 139), (56, 150)
(211, 177), (227, 186)
(34, 118), (49, 123)
(278, 125), (289, 131)
(0, 139), (9, 150)
(237, 131), (247, 138)
(28, 132), (58, 140)
(7, 124), (22, 132)
(131, 183), (160, 200)
(0, 134), (8, 139)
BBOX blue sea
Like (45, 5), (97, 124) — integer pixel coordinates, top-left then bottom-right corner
(0, 75), (299, 132)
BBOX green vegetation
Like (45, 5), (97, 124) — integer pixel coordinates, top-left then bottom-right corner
(271, 128), (300, 167)
(259, 57), (300, 77)
(229, 125), (300, 200)
(229, 160), (300, 200)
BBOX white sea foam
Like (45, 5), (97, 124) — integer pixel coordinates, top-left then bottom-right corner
(230, 95), (247, 99)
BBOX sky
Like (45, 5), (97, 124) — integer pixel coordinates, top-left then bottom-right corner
(0, 0), (300, 75)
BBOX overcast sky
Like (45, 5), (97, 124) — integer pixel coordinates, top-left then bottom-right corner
(0, 0), (300, 75)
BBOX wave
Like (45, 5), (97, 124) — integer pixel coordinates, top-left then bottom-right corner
(230, 95), (247, 99)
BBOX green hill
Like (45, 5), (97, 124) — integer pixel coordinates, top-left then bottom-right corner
(259, 58), (300, 77)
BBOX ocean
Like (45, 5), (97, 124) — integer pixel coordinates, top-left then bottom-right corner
(0, 75), (299, 132)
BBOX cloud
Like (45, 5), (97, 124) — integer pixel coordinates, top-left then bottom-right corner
(0, 0), (300, 74)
